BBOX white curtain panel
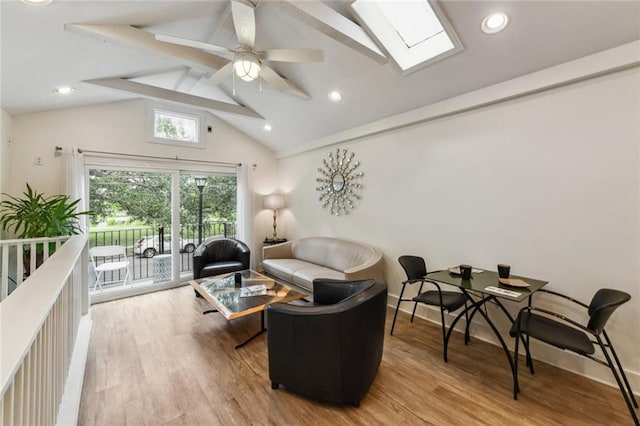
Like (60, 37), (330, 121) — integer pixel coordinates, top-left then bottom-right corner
(236, 164), (255, 269)
(63, 147), (88, 233)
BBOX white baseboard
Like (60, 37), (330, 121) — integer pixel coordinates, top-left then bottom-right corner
(56, 311), (93, 426)
(387, 293), (639, 397)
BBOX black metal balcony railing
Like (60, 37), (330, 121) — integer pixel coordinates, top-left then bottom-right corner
(89, 222), (236, 285)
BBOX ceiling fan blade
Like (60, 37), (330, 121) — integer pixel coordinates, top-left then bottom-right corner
(155, 34), (232, 54)
(231, 0), (256, 48)
(209, 62), (234, 85)
(259, 65), (290, 92)
(261, 49), (323, 63)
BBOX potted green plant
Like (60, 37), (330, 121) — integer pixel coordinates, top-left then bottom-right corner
(0, 183), (92, 273)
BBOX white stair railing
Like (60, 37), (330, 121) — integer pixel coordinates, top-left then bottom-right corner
(0, 236), (70, 302)
(1, 235), (89, 426)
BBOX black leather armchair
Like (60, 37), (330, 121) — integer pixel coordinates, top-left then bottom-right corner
(192, 237), (250, 279)
(267, 278), (387, 407)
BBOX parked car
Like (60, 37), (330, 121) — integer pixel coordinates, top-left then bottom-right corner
(134, 236), (196, 258)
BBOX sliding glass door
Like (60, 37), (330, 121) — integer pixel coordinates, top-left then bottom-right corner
(88, 169), (174, 294)
(86, 161), (237, 302)
(179, 173), (237, 273)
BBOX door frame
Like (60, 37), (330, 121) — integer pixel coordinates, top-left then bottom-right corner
(84, 154), (236, 304)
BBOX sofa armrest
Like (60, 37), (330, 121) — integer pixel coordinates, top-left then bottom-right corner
(263, 241), (293, 259)
(193, 246), (210, 280)
(235, 241), (251, 269)
(344, 249), (384, 281)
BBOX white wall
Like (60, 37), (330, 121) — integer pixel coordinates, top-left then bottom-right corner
(1, 109), (12, 194)
(277, 67), (640, 390)
(0, 109), (12, 238)
(8, 99), (279, 255)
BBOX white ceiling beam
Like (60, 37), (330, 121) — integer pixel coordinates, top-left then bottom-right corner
(67, 23), (310, 100)
(275, 76), (312, 100)
(84, 78), (263, 119)
(207, 2), (234, 44)
(65, 24), (230, 72)
(268, 0), (387, 64)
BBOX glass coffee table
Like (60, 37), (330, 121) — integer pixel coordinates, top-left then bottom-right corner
(190, 270), (307, 348)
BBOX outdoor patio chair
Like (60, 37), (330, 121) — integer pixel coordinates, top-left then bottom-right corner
(90, 245), (132, 292)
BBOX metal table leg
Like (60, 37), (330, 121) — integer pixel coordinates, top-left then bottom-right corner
(235, 310), (266, 349)
(443, 290), (520, 398)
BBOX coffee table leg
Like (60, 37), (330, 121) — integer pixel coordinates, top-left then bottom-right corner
(235, 310), (266, 349)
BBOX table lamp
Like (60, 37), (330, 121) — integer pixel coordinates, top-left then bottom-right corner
(264, 194), (285, 241)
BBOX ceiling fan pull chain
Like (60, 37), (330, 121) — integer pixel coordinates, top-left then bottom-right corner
(232, 67), (236, 96)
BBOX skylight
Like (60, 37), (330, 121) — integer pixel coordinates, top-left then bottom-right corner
(375, 0), (444, 48)
(351, 0), (463, 74)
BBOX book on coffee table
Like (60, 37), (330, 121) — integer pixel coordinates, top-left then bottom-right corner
(239, 284), (270, 297)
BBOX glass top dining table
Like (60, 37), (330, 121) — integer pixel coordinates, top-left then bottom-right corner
(426, 268), (548, 302)
(425, 266), (548, 399)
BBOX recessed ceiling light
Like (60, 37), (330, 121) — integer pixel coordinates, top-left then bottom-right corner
(263, 124), (272, 132)
(328, 90), (343, 102)
(21, 0), (53, 5)
(53, 86), (75, 95)
(482, 12), (509, 34)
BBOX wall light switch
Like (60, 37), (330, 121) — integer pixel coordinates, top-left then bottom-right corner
(34, 155), (44, 166)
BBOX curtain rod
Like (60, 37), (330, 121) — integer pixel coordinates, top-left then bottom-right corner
(54, 146), (245, 167)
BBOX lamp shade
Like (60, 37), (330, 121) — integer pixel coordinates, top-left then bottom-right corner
(264, 194), (285, 210)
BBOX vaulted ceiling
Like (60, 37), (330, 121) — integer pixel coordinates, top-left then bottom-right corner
(2, 1), (639, 155)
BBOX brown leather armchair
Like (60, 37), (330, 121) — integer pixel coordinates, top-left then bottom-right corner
(267, 278), (387, 407)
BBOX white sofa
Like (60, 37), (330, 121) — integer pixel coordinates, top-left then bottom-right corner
(261, 236), (384, 292)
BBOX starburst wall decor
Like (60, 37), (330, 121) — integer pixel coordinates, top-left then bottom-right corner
(315, 148), (364, 215)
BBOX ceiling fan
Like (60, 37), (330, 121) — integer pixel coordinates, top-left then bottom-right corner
(155, 0), (323, 94)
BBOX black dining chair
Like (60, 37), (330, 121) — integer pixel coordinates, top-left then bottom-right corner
(510, 288), (638, 425)
(391, 255), (470, 361)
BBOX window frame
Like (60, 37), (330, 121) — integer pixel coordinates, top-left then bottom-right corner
(146, 102), (207, 149)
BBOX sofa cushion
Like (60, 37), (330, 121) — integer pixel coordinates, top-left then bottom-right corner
(292, 266), (346, 291)
(291, 237), (378, 273)
(262, 258), (313, 282)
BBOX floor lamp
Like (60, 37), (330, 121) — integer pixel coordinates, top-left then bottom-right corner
(264, 194), (285, 243)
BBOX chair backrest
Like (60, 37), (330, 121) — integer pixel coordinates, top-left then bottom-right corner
(312, 278), (376, 305)
(290, 237), (382, 273)
(398, 255), (427, 281)
(90, 245), (126, 258)
(587, 288), (631, 334)
(195, 237), (249, 261)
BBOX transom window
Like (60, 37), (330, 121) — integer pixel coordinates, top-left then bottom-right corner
(147, 103), (206, 148)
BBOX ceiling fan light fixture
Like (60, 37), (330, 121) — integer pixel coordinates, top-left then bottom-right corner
(233, 51), (261, 82)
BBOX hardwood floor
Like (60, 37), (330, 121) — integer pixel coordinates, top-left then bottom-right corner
(79, 285), (633, 425)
